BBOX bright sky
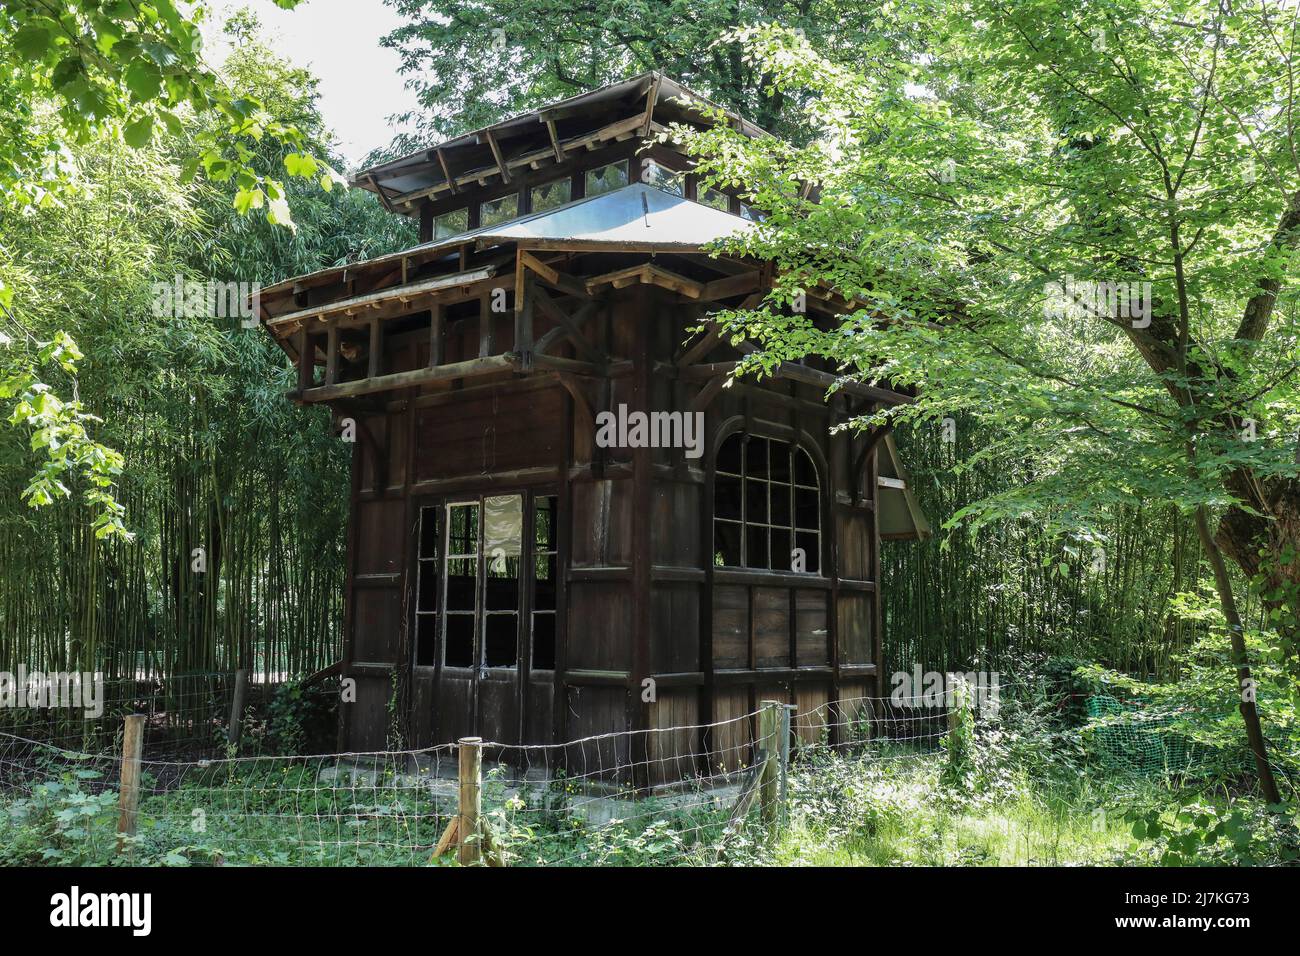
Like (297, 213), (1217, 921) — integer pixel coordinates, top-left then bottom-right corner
(204, 0), (423, 169)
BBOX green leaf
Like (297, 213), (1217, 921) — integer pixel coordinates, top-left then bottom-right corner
(123, 116), (154, 148)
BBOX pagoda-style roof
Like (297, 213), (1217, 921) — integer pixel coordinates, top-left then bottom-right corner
(353, 72), (768, 214)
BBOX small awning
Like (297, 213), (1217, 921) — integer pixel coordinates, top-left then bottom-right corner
(878, 432), (932, 541)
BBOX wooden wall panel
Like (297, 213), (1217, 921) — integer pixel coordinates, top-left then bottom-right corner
(794, 682), (830, 746)
(795, 589), (829, 666)
(353, 589), (400, 661)
(566, 581), (632, 670)
(651, 480), (700, 565)
(355, 499), (404, 575)
(712, 585), (748, 667)
(838, 592), (874, 664)
(570, 479), (632, 566)
(412, 386), (561, 482)
(709, 687), (753, 772)
(838, 507), (871, 579)
(647, 688), (699, 785)
(649, 584), (699, 673)
(345, 676), (391, 751)
(563, 685), (630, 782)
(753, 587), (789, 669)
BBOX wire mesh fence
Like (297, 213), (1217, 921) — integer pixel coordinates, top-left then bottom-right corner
(0, 690), (958, 866)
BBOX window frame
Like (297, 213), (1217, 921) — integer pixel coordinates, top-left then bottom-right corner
(713, 433), (823, 575)
(412, 490), (561, 673)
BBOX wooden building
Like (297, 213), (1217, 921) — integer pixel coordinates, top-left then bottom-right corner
(255, 73), (929, 776)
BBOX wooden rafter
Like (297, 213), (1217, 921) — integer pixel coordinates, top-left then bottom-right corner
(482, 129), (511, 184)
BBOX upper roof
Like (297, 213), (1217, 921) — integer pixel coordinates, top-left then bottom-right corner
(351, 71), (769, 212)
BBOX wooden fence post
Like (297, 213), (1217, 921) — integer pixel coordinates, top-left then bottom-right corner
(116, 714), (145, 852)
(779, 703), (795, 827)
(457, 736), (483, 866)
(758, 700), (781, 832)
(228, 668), (249, 748)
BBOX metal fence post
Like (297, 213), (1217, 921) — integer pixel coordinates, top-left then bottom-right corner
(457, 736), (483, 865)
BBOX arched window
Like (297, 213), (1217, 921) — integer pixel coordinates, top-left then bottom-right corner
(714, 434), (821, 573)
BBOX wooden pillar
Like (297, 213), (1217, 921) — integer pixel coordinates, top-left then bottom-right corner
(325, 322), (340, 385)
(296, 327), (314, 393)
(479, 291), (495, 358)
(368, 316), (383, 379)
(457, 736), (482, 865)
(116, 714), (145, 851)
(428, 303), (444, 368)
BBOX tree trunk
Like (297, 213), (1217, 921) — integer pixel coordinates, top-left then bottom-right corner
(1195, 505), (1283, 806)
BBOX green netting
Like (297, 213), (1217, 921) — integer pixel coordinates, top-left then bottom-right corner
(1083, 694), (1214, 776)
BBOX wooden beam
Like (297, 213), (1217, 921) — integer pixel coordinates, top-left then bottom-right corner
(701, 271), (762, 301)
(533, 299), (598, 355)
(434, 148), (457, 194)
(519, 249), (591, 299)
(482, 129), (511, 184)
(268, 267), (497, 329)
(586, 263), (705, 299)
(544, 117), (564, 163)
(531, 286), (606, 367)
(301, 354), (514, 402)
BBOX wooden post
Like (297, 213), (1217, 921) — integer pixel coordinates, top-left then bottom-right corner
(758, 700), (781, 832)
(778, 703), (795, 827)
(116, 714), (145, 851)
(228, 668), (249, 748)
(457, 736), (483, 865)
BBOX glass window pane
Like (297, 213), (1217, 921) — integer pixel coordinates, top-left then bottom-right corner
(484, 495), (522, 558)
(534, 555), (556, 610)
(770, 483), (791, 526)
(796, 531), (820, 574)
(717, 433), (743, 475)
(444, 614), (474, 667)
(416, 614), (438, 666)
(795, 487), (819, 530)
(447, 503), (478, 555)
(740, 202), (766, 222)
(641, 160), (683, 196)
(715, 473), (742, 521)
(484, 614), (517, 667)
(746, 437), (768, 476)
(419, 506), (440, 559)
(771, 528), (793, 572)
(532, 613), (556, 670)
(434, 208), (468, 240)
(534, 496), (557, 551)
(445, 557), (477, 611)
(480, 193), (518, 227)
(746, 479), (768, 524)
(794, 447), (817, 487)
(699, 186), (730, 211)
(531, 178), (571, 213)
(714, 520), (741, 568)
(585, 160), (628, 197)
(746, 527), (769, 569)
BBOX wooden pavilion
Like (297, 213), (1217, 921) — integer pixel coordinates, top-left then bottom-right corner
(255, 73), (930, 777)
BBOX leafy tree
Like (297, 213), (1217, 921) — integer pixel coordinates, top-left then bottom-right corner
(378, 0), (903, 148)
(674, 2), (1300, 804)
(0, 0), (329, 536)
